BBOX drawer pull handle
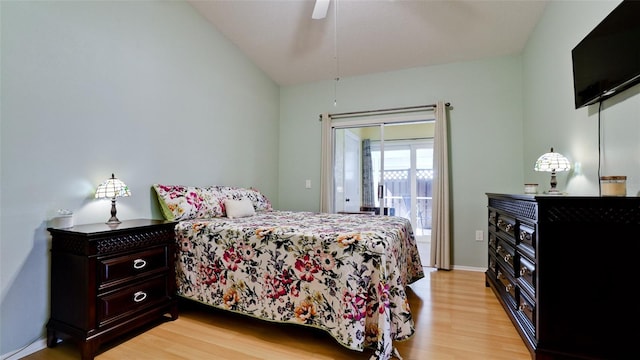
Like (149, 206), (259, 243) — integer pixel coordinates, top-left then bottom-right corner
(133, 259), (147, 269)
(504, 254), (512, 262)
(133, 291), (147, 303)
(505, 284), (513, 292)
(520, 268), (530, 276)
(498, 219), (513, 233)
(519, 304), (531, 312)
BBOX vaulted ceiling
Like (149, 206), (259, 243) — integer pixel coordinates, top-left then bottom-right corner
(188, 0), (548, 86)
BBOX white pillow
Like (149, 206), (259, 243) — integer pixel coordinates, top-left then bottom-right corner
(224, 198), (256, 219)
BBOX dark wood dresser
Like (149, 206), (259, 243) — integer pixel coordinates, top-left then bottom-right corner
(486, 193), (640, 360)
(46, 219), (178, 360)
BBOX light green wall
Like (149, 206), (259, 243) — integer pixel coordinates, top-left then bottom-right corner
(523, 0), (639, 196)
(279, 56), (525, 268)
(0, 1), (279, 355)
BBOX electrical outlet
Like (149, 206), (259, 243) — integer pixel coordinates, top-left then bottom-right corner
(475, 230), (483, 241)
(305, 179), (311, 189)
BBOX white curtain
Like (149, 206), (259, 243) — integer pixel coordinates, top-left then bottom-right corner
(361, 139), (374, 207)
(320, 113), (332, 213)
(430, 101), (451, 270)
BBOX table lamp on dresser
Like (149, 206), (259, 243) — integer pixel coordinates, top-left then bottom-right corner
(534, 147), (571, 194)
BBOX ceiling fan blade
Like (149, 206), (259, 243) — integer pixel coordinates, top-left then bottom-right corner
(312, 0), (330, 19)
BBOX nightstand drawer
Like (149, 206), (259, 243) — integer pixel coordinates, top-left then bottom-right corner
(99, 246), (168, 289)
(98, 275), (170, 326)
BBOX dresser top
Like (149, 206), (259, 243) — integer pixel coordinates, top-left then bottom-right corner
(47, 218), (176, 236)
(486, 193), (639, 201)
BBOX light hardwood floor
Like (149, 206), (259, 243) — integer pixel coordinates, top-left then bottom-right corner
(22, 269), (530, 360)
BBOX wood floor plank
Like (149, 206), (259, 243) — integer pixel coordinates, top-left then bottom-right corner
(22, 269), (530, 359)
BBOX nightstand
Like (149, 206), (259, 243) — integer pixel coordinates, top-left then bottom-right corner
(46, 219), (178, 360)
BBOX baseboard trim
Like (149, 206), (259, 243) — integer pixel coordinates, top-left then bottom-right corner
(451, 265), (486, 272)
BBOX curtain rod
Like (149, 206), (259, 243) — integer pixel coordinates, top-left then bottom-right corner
(319, 102), (451, 121)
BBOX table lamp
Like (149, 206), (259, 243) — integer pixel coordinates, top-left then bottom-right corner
(534, 148), (571, 194)
(95, 173), (131, 224)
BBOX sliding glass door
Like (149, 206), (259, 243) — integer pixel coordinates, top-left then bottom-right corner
(371, 138), (433, 241)
(332, 121), (433, 242)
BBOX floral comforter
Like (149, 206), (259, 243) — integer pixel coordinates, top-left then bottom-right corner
(174, 210), (425, 360)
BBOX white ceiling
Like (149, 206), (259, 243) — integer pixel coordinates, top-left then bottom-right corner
(188, 0), (548, 86)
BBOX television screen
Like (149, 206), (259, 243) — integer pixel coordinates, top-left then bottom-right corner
(572, 0), (640, 109)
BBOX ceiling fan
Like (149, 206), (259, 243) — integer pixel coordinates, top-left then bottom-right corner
(312, 0), (330, 19)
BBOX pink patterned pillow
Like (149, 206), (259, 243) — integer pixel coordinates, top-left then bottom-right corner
(153, 184), (225, 221)
(213, 186), (272, 212)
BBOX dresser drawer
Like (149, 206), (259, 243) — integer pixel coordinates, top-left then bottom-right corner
(496, 238), (516, 275)
(488, 209), (497, 232)
(488, 254), (498, 278)
(518, 222), (536, 257)
(488, 232), (497, 251)
(496, 214), (517, 243)
(496, 266), (517, 303)
(518, 288), (536, 334)
(518, 255), (536, 297)
(98, 275), (170, 326)
(98, 246), (168, 289)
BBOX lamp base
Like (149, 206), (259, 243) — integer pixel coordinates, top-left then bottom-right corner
(106, 198), (121, 224)
(545, 171), (565, 195)
(106, 217), (121, 225)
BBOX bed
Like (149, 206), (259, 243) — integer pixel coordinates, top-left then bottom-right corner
(153, 184), (425, 360)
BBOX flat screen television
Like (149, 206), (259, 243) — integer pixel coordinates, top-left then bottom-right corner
(572, 0), (640, 109)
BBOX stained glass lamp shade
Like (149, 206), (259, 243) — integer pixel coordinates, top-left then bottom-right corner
(534, 148), (571, 194)
(95, 173), (131, 224)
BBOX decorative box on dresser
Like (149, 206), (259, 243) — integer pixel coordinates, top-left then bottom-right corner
(486, 193), (640, 360)
(46, 219), (178, 360)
